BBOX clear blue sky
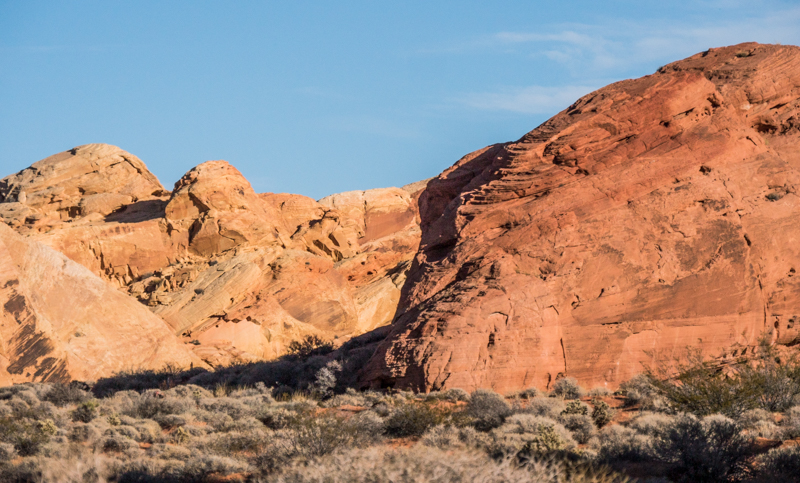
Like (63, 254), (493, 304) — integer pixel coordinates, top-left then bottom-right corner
(2, 1), (799, 199)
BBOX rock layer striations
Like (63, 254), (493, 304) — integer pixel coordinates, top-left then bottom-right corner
(362, 43), (800, 393)
(1, 146), (422, 373)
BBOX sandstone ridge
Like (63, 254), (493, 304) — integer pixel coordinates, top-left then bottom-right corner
(1, 145), (423, 375)
(361, 42), (800, 393)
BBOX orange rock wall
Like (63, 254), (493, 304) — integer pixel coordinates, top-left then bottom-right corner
(362, 43), (800, 393)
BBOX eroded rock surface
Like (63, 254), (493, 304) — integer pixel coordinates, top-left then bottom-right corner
(0, 223), (199, 385)
(362, 43), (800, 393)
(1, 145), (422, 370)
(0, 144), (167, 231)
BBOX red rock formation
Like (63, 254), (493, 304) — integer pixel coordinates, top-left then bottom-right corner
(362, 43), (800, 393)
(1, 146), (423, 372)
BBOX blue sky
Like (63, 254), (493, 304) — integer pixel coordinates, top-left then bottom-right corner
(2, 1), (800, 199)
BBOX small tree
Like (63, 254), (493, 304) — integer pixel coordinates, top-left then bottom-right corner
(311, 360), (342, 399)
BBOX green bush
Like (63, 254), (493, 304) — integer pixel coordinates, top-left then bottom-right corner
(591, 398), (616, 428)
(561, 400), (589, 416)
(646, 339), (800, 417)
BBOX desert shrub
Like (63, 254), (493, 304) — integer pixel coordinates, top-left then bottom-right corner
(466, 389), (511, 431)
(736, 408), (779, 439)
(561, 400), (589, 416)
(618, 374), (665, 410)
(270, 445), (624, 483)
(69, 423), (102, 443)
(779, 405), (800, 439)
(146, 443), (194, 461)
(131, 419), (162, 444)
(279, 412), (382, 458)
(128, 394), (193, 420)
(0, 417), (54, 456)
(521, 396), (566, 419)
(196, 397), (251, 420)
(736, 344), (800, 412)
(113, 454), (249, 483)
(627, 412), (673, 437)
(100, 434), (137, 453)
(323, 388), (370, 407)
(647, 340), (800, 417)
(750, 420), (780, 440)
(559, 413), (596, 444)
(194, 428), (269, 454)
(384, 402), (446, 437)
(0, 442), (16, 463)
(595, 424), (658, 463)
(419, 424), (491, 450)
(286, 335), (333, 360)
(515, 388), (544, 399)
(737, 408), (772, 428)
(72, 399), (99, 423)
(183, 455), (250, 480)
(491, 414), (575, 457)
(42, 383), (91, 407)
(418, 424), (460, 448)
(591, 398), (616, 428)
(154, 414), (187, 429)
(756, 445), (800, 480)
(311, 360), (342, 399)
(657, 413), (751, 482)
(551, 378), (584, 400)
(256, 406), (294, 430)
(110, 425), (142, 441)
(588, 387), (611, 397)
(164, 384), (214, 400)
(442, 388), (470, 402)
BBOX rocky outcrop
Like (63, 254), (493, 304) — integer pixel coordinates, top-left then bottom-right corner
(0, 223), (199, 385)
(0, 144), (167, 231)
(1, 145), (422, 370)
(361, 43), (800, 393)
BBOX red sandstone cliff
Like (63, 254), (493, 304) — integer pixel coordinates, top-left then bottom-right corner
(361, 43), (800, 393)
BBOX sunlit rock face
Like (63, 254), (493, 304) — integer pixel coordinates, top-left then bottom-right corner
(361, 43), (800, 393)
(1, 144), (423, 373)
(0, 223), (201, 384)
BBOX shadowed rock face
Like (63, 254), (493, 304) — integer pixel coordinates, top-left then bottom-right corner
(1, 146), (423, 372)
(0, 223), (200, 385)
(361, 43), (800, 393)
